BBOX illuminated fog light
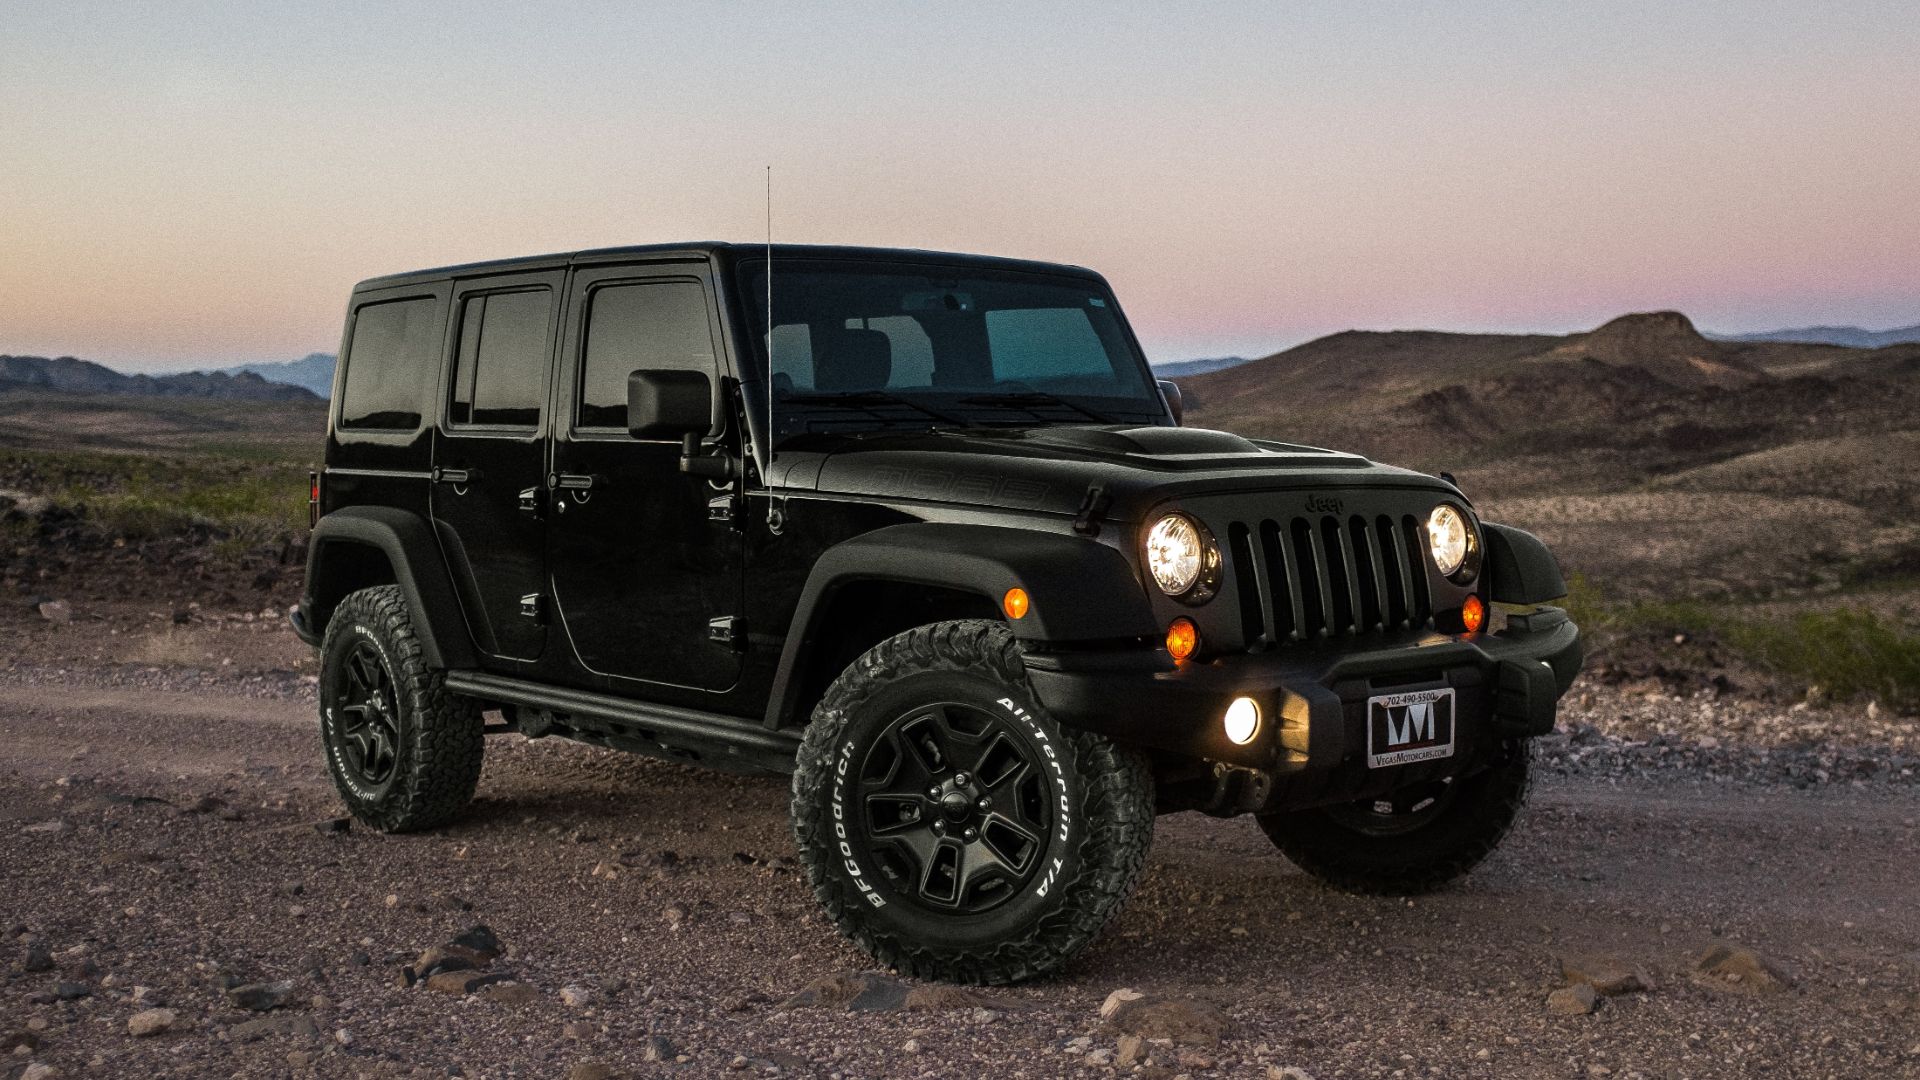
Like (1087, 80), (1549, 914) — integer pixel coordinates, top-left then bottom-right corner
(1224, 697), (1261, 745)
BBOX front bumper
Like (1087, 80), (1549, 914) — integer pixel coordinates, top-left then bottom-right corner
(1021, 607), (1581, 807)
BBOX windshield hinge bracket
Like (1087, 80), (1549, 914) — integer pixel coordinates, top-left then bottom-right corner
(1073, 483), (1112, 537)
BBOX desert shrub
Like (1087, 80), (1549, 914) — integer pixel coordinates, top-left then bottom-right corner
(0, 448), (306, 546)
(1721, 608), (1920, 712)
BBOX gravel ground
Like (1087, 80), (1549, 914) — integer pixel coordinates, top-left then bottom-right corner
(3, 609), (1918, 1080)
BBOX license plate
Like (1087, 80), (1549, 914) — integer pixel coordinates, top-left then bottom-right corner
(1366, 687), (1456, 768)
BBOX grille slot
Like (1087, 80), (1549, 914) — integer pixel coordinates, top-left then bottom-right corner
(1228, 512), (1433, 647)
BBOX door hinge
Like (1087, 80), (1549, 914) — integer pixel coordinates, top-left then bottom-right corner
(707, 493), (738, 525)
(707, 616), (745, 650)
(519, 593), (547, 623)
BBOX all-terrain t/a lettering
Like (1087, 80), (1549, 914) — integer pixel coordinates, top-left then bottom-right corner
(296, 242), (1582, 984)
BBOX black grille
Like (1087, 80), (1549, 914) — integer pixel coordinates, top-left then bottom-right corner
(1227, 513), (1433, 647)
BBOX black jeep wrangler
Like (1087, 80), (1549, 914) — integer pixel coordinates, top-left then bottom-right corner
(294, 243), (1581, 984)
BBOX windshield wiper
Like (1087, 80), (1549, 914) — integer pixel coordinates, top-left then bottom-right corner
(777, 390), (970, 428)
(956, 390), (1119, 425)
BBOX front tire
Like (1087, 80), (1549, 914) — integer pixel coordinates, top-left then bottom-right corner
(319, 585), (483, 833)
(792, 621), (1153, 985)
(1257, 738), (1532, 896)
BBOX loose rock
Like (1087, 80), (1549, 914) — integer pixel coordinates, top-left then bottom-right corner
(1694, 942), (1792, 992)
(476, 981), (540, 1005)
(1547, 983), (1602, 1016)
(227, 980), (294, 1012)
(128, 1008), (177, 1037)
(1100, 991), (1232, 1046)
(1559, 954), (1653, 996)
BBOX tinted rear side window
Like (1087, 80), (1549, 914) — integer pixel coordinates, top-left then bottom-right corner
(578, 280), (715, 430)
(340, 297), (439, 431)
(450, 289), (551, 428)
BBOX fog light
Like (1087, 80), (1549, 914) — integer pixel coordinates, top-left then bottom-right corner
(1224, 696), (1261, 745)
(1462, 595), (1485, 634)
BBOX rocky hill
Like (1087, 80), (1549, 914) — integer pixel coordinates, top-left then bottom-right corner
(0, 355), (321, 402)
(1181, 312), (1920, 601)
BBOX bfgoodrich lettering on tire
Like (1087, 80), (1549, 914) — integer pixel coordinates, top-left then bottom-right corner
(791, 620), (1153, 985)
(319, 585), (483, 833)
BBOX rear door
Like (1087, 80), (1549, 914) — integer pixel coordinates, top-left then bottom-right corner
(430, 271), (563, 665)
(546, 263), (746, 693)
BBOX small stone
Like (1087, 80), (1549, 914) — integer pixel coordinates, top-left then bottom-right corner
(55, 981), (91, 1001)
(1101, 992), (1231, 1046)
(425, 970), (503, 996)
(1116, 1034), (1146, 1066)
(37, 600), (72, 624)
(902, 1038), (923, 1053)
(448, 925), (504, 962)
(643, 1035), (675, 1061)
(1099, 987), (1145, 1020)
(230, 1014), (320, 1041)
(22, 1063), (59, 1080)
(1694, 942), (1792, 993)
(1559, 955), (1653, 996)
(334, 1028), (352, 1046)
(1547, 983), (1601, 1016)
(22, 940), (53, 972)
(568, 1065), (615, 1080)
(413, 946), (480, 980)
(476, 981), (540, 1005)
(559, 985), (595, 1008)
(1268, 1068), (1316, 1080)
(128, 1008), (177, 1037)
(227, 980), (295, 1011)
(20, 821), (65, 835)
(1177, 1048), (1216, 1069)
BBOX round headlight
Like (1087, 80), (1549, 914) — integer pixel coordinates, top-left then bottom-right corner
(1144, 513), (1216, 599)
(1426, 504), (1474, 578)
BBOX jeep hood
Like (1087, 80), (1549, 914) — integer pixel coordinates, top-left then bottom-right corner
(766, 425), (1458, 521)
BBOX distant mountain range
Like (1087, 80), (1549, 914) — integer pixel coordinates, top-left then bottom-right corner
(1707, 323), (1920, 349)
(1151, 356), (1251, 379)
(0, 355), (322, 402)
(214, 352), (336, 397)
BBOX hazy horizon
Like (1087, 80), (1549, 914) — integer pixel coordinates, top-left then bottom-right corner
(4, 1), (1917, 372)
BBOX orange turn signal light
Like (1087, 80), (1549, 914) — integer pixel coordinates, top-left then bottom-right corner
(1462, 595), (1486, 634)
(1002, 587), (1030, 620)
(1166, 618), (1198, 662)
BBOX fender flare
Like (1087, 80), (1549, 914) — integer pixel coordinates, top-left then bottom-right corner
(1481, 521), (1568, 606)
(299, 506), (477, 670)
(764, 522), (1159, 728)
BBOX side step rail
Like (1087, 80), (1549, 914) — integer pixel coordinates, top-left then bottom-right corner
(443, 671), (802, 775)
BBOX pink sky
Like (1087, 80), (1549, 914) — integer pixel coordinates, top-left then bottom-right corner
(3, 2), (1916, 370)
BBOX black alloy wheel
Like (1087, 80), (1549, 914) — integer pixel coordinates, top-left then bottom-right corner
(855, 701), (1054, 915)
(332, 640), (401, 789)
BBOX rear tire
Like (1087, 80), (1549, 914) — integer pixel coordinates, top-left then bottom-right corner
(1257, 739), (1532, 896)
(791, 620), (1153, 985)
(319, 585), (483, 833)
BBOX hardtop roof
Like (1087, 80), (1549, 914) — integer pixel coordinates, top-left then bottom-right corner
(351, 242), (1102, 293)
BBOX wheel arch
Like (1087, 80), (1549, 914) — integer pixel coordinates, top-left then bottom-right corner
(300, 506), (477, 670)
(763, 522), (1159, 729)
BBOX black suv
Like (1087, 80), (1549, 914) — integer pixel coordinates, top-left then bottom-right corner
(295, 243), (1581, 984)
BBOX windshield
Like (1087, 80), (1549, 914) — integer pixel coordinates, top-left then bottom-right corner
(736, 261), (1166, 438)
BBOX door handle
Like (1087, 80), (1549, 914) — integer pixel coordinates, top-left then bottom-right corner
(431, 467), (479, 485)
(549, 473), (600, 492)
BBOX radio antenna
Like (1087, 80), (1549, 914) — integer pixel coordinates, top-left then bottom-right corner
(764, 165), (787, 534)
(765, 165), (774, 464)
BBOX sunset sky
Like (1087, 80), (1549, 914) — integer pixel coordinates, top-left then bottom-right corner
(3, 1), (1917, 371)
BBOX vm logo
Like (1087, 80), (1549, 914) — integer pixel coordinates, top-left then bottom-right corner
(1385, 701), (1436, 747)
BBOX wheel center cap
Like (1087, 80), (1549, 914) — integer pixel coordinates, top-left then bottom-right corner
(939, 791), (973, 819)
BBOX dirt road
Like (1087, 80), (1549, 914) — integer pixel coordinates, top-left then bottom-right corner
(3, 661), (1918, 1080)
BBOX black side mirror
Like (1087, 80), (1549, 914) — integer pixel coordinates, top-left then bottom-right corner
(628, 370), (713, 440)
(1157, 379), (1184, 426)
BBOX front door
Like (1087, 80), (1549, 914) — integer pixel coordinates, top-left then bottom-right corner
(547, 264), (745, 693)
(430, 272), (562, 664)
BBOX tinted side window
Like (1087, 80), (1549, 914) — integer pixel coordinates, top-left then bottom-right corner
(579, 281), (715, 430)
(450, 289), (550, 428)
(340, 297), (438, 430)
